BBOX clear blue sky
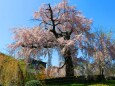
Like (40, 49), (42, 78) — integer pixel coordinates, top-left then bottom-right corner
(0, 0), (115, 66)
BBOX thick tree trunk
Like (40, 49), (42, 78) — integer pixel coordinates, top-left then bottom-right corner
(99, 64), (105, 81)
(64, 49), (74, 77)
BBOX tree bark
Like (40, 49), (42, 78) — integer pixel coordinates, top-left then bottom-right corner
(64, 49), (74, 77)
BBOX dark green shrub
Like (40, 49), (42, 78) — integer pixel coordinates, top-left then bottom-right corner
(25, 80), (42, 86)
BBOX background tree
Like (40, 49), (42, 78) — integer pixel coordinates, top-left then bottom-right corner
(9, 0), (97, 77)
(93, 30), (115, 77)
(73, 29), (115, 77)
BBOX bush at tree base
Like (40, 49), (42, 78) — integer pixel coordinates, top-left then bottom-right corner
(25, 80), (42, 86)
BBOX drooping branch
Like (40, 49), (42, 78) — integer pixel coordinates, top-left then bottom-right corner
(58, 61), (66, 69)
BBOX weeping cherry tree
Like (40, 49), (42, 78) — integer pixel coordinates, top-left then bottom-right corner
(9, 0), (95, 77)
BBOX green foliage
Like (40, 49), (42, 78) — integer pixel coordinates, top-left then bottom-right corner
(18, 60), (36, 83)
(25, 80), (42, 86)
(0, 53), (24, 86)
(25, 72), (36, 82)
(18, 60), (26, 75)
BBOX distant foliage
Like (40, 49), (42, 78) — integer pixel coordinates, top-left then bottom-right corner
(35, 67), (46, 80)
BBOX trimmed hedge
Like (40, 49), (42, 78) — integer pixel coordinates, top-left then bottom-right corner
(106, 76), (115, 80)
(42, 75), (106, 84)
(25, 80), (42, 86)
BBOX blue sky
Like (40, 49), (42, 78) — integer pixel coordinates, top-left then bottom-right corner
(0, 0), (115, 66)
